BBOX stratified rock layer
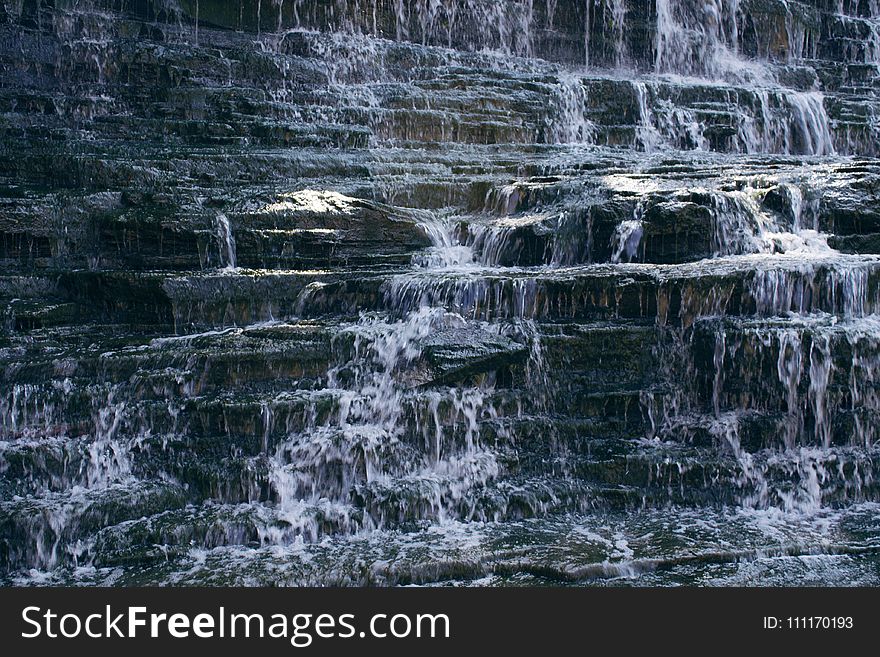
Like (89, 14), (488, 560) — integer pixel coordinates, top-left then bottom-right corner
(2, 0), (880, 585)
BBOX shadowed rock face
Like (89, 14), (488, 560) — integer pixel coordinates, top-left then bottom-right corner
(2, 0), (880, 586)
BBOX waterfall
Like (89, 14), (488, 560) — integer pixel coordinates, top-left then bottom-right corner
(655, 0), (742, 79)
(547, 0), (558, 28)
(634, 81), (663, 151)
(610, 0), (627, 67)
(584, 0), (591, 66)
(610, 205), (644, 263)
(549, 72), (596, 144)
(5, 0), (880, 586)
(215, 213), (237, 270)
(262, 210), (548, 533)
(786, 92), (836, 156)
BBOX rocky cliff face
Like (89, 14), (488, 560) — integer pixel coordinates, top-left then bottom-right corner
(2, 0), (880, 585)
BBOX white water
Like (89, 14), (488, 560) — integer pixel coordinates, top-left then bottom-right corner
(260, 212), (561, 539)
(655, 0), (743, 80)
(550, 72), (596, 144)
(215, 213), (237, 270)
(610, 217), (644, 263)
(246, 0), (856, 157)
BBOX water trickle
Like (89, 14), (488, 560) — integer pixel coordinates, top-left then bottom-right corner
(786, 92), (836, 156)
(655, 0), (743, 80)
(549, 73), (596, 144)
(634, 81), (663, 152)
(215, 213), (237, 270)
(611, 218), (644, 264)
(86, 396), (132, 489)
(609, 0), (627, 67)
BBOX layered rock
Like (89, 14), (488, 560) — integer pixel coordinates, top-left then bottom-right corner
(2, 0), (880, 585)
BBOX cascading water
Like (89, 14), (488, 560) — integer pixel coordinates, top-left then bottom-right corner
(3, 0), (880, 586)
(549, 72), (596, 144)
(215, 213), (238, 270)
(654, 0), (742, 79)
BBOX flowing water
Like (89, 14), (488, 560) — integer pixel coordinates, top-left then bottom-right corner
(2, 0), (880, 586)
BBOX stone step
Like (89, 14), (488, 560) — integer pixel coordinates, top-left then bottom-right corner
(3, 0), (880, 586)
(86, 501), (365, 569)
(24, 501), (880, 586)
(6, 157), (878, 275)
(689, 315), (880, 433)
(4, 13), (880, 157)
(32, 250), (878, 330)
(0, 479), (188, 572)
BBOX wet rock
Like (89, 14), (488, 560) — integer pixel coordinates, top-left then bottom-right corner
(2, 0), (880, 585)
(417, 325), (529, 386)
